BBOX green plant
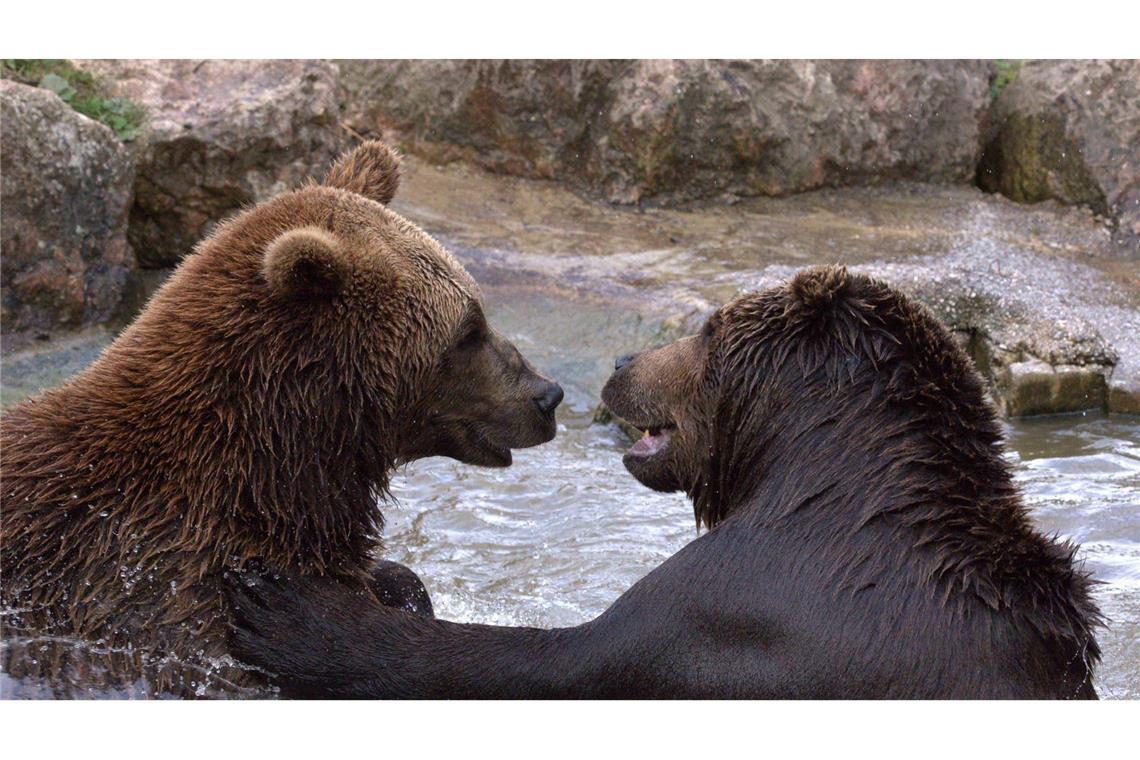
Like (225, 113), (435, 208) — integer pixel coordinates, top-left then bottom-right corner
(2, 59), (144, 141)
(990, 60), (1024, 100)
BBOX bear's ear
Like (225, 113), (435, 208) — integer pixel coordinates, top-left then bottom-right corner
(263, 227), (350, 300)
(788, 266), (853, 314)
(323, 140), (401, 205)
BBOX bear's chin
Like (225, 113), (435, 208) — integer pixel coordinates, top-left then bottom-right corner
(427, 424), (517, 468)
(622, 450), (682, 493)
(456, 444), (513, 468)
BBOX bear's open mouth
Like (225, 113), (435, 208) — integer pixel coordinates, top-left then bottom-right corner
(629, 426), (675, 458)
(611, 414), (676, 460)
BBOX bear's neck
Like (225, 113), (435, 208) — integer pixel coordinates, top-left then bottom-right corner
(699, 389), (1098, 626)
(714, 387), (1021, 536)
(735, 405), (1019, 529)
(4, 327), (392, 582)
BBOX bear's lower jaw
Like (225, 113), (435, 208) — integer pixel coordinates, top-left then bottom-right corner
(403, 409), (558, 468)
(620, 426), (682, 493)
(622, 450), (682, 493)
(415, 422), (516, 468)
(459, 441), (513, 468)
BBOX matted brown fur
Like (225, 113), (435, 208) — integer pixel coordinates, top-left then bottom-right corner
(607, 266), (1103, 694)
(613, 267), (1103, 656)
(0, 141), (522, 696)
(224, 267), (1102, 698)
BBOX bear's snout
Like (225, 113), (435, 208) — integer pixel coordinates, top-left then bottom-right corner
(533, 382), (564, 415)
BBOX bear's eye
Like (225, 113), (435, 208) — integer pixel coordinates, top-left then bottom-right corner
(453, 303), (489, 352)
(455, 323), (484, 351)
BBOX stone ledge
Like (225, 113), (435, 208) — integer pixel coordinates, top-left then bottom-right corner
(995, 359), (1109, 417)
(1108, 377), (1140, 415)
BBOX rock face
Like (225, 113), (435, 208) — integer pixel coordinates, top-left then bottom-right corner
(1, 80), (135, 344)
(997, 360), (1108, 418)
(703, 250), (1136, 419)
(338, 60), (621, 182)
(339, 59), (993, 205)
(382, 157), (1140, 417)
(978, 60), (1140, 251)
(595, 60), (995, 205)
(78, 59), (344, 267)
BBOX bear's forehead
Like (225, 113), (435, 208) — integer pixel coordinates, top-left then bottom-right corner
(384, 216), (480, 296)
(322, 193), (482, 303)
(241, 187), (483, 308)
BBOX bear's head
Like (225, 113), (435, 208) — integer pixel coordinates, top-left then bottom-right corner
(118, 141), (562, 553)
(601, 266), (1002, 529)
(263, 142), (561, 467)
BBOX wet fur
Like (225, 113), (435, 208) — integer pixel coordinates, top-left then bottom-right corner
(227, 267), (1101, 698)
(0, 141), (558, 696)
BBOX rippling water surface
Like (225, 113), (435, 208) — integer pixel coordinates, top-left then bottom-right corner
(3, 294), (1138, 700)
(381, 299), (1140, 699)
(1004, 416), (1140, 699)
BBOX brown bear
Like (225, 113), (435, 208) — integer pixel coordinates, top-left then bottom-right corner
(225, 266), (1102, 699)
(0, 141), (563, 697)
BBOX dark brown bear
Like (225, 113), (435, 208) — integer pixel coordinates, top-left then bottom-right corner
(0, 141), (562, 697)
(226, 266), (1102, 699)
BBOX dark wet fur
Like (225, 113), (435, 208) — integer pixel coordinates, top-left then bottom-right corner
(0, 141), (555, 697)
(226, 267), (1101, 698)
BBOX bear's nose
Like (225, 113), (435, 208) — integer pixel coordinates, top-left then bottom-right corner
(614, 353), (636, 372)
(534, 382), (564, 415)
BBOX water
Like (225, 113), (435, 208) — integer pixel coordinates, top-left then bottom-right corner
(380, 291), (699, 632)
(1004, 415), (1140, 699)
(2, 160), (1138, 698)
(4, 322), (1138, 701)
(378, 298), (1140, 700)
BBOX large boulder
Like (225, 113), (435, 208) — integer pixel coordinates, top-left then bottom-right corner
(77, 59), (344, 267)
(592, 60), (994, 204)
(339, 59), (993, 205)
(978, 60), (1140, 252)
(384, 157), (1139, 417)
(1, 80), (135, 346)
(338, 60), (621, 181)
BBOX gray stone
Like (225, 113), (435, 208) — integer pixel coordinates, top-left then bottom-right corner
(594, 60), (995, 205)
(997, 359), (1109, 417)
(77, 59), (344, 267)
(1108, 376), (1140, 415)
(338, 60), (621, 182)
(339, 60), (994, 206)
(1, 80), (135, 348)
(978, 60), (1140, 252)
